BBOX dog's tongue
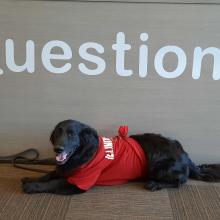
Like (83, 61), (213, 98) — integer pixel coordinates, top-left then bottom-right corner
(56, 152), (68, 162)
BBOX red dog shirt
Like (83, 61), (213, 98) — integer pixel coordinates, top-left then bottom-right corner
(67, 126), (148, 190)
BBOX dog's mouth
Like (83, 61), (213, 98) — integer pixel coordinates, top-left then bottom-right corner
(56, 151), (72, 165)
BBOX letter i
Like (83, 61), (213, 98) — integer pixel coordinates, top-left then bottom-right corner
(139, 33), (149, 78)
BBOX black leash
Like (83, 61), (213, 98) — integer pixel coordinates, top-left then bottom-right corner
(0, 148), (56, 173)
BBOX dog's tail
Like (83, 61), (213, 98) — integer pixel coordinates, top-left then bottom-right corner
(188, 159), (220, 182)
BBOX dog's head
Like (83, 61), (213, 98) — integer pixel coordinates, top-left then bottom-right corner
(50, 119), (99, 165)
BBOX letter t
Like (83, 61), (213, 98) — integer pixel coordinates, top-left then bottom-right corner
(112, 32), (133, 76)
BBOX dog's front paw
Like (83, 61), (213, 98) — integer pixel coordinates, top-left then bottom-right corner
(21, 177), (35, 184)
(144, 181), (162, 191)
(22, 182), (41, 194)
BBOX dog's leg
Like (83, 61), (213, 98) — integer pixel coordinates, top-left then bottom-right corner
(22, 178), (85, 195)
(144, 180), (182, 191)
(145, 157), (189, 191)
(21, 171), (58, 184)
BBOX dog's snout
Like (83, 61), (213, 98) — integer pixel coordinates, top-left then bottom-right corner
(54, 145), (65, 153)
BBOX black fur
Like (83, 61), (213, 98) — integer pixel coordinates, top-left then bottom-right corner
(21, 120), (220, 194)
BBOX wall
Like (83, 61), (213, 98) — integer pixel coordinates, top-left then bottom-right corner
(0, 0), (220, 163)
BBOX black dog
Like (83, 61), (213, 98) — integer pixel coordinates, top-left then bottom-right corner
(22, 119), (220, 194)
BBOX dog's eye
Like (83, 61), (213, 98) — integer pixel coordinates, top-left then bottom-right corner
(68, 133), (75, 137)
(67, 130), (75, 137)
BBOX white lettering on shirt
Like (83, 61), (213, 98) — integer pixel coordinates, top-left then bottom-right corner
(102, 137), (114, 160)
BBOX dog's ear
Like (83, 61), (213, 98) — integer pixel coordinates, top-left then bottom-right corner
(80, 127), (99, 149)
(50, 129), (55, 145)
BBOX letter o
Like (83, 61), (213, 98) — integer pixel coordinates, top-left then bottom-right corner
(154, 46), (186, 78)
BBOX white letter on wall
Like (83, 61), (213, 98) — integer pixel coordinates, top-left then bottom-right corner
(154, 46), (186, 78)
(139, 33), (149, 78)
(78, 42), (105, 75)
(42, 40), (72, 74)
(112, 32), (133, 77)
(193, 47), (220, 80)
(6, 39), (35, 73)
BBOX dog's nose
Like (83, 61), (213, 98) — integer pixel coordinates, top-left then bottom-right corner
(54, 145), (64, 153)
